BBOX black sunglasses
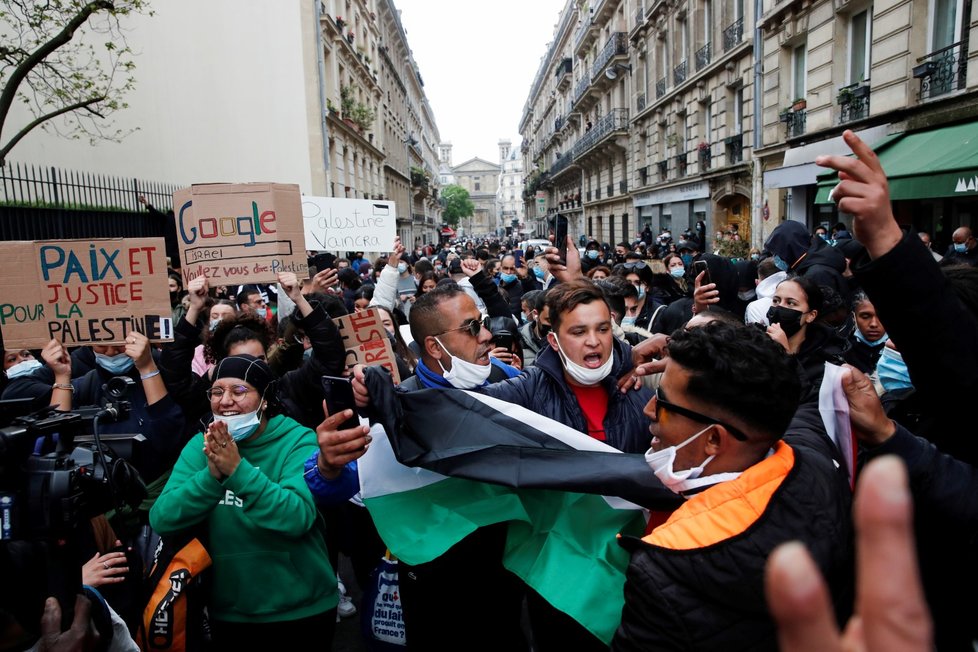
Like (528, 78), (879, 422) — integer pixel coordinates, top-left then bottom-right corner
(432, 315), (491, 338)
(653, 387), (748, 441)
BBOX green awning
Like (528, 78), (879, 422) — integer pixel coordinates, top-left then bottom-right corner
(815, 120), (978, 203)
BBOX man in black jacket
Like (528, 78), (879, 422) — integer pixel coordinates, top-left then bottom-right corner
(613, 321), (852, 651)
(764, 220), (850, 300)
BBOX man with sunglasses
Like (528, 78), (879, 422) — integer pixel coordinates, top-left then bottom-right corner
(613, 319), (853, 651)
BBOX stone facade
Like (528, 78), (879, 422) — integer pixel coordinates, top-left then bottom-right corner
(497, 140), (526, 236)
(521, 0), (978, 249)
(452, 157), (502, 236)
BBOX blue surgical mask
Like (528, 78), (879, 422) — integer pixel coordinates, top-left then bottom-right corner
(586, 250), (599, 259)
(216, 403), (264, 441)
(680, 254), (693, 267)
(954, 242), (968, 253)
(303, 347), (314, 360)
(669, 267), (685, 279)
(500, 273), (518, 284)
(5, 359), (42, 379)
(397, 262), (408, 273)
(95, 352), (134, 374)
(257, 307), (268, 319)
(533, 267), (545, 280)
(750, 253), (760, 261)
(209, 318), (222, 332)
(877, 347), (913, 392)
(854, 330), (889, 347)
(621, 316), (637, 326)
(637, 285), (647, 300)
(773, 255), (790, 272)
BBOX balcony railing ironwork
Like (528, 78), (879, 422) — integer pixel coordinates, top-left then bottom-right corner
(695, 42), (711, 70)
(676, 152), (688, 177)
(725, 134), (744, 165)
(591, 33), (628, 81)
(914, 38), (969, 100)
(673, 59), (688, 85)
(637, 92), (646, 112)
(723, 17), (743, 52)
(698, 145), (711, 171)
(619, 180), (628, 194)
(555, 57), (573, 79)
(574, 108), (630, 158)
(838, 82), (871, 123)
(574, 19), (593, 52)
(656, 77), (666, 98)
(634, 6), (645, 30)
(550, 152), (574, 177)
(785, 110), (807, 138)
(573, 75), (591, 105)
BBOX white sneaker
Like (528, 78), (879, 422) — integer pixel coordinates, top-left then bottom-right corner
(337, 579), (357, 618)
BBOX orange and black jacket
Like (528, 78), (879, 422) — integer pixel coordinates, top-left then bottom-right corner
(612, 439), (853, 652)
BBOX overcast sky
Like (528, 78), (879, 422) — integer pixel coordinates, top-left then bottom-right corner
(393, 0), (567, 166)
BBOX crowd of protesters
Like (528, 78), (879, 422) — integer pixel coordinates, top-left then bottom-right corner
(1, 129), (974, 651)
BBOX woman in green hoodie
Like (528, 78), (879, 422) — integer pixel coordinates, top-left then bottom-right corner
(150, 355), (338, 649)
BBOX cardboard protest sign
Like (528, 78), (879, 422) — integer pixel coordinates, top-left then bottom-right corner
(0, 238), (172, 348)
(174, 183), (308, 286)
(302, 197), (396, 253)
(335, 308), (400, 383)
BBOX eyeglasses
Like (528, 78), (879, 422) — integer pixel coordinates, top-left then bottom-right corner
(432, 315), (491, 338)
(206, 385), (255, 401)
(623, 261), (648, 270)
(653, 387), (748, 441)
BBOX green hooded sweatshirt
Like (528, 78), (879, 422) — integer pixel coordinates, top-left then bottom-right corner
(151, 414), (338, 623)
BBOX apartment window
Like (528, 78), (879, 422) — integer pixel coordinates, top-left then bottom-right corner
(932, 0), (964, 49)
(792, 44), (807, 100)
(732, 86), (744, 134)
(704, 100), (713, 142)
(849, 10), (872, 83)
(475, 182), (481, 191)
(702, 0), (713, 44)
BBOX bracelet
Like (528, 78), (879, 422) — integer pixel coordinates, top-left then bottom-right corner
(52, 383), (74, 392)
(140, 370), (160, 380)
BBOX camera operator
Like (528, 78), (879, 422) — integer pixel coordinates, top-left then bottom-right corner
(36, 335), (184, 487)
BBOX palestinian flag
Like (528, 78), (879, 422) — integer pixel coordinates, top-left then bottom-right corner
(359, 369), (681, 644)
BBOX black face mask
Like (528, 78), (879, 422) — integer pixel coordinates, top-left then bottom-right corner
(767, 306), (806, 338)
(536, 322), (552, 340)
(169, 290), (180, 306)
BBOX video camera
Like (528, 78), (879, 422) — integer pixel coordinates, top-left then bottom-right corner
(0, 375), (148, 638)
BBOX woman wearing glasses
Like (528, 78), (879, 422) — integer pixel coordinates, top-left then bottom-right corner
(617, 260), (662, 330)
(150, 354), (338, 649)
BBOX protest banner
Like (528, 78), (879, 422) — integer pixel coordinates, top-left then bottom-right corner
(335, 308), (400, 383)
(174, 183), (308, 286)
(301, 197), (396, 253)
(0, 238), (172, 348)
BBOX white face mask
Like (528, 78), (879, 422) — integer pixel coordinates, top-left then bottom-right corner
(6, 359), (42, 379)
(645, 427), (742, 494)
(215, 400), (265, 441)
(434, 337), (492, 388)
(551, 334), (614, 386)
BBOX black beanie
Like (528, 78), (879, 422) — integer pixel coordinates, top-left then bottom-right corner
(212, 354), (274, 397)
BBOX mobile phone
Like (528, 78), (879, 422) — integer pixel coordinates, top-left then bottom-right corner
(553, 214), (568, 264)
(321, 376), (359, 430)
(513, 250), (524, 268)
(692, 260), (711, 285)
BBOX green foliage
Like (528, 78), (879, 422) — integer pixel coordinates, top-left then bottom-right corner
(0, 0), (153, 165)
(351, 101), (374, 131)
(717, 238), (750, 259)
(440, 184), (474, 227)
(340, 84), (355, 115)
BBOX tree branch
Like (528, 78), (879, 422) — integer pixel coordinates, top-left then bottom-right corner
(0, 95), (106, 166)
(0, 1), (114, 141)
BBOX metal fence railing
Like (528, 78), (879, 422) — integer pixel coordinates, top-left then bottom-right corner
(0, 162), (182, 212)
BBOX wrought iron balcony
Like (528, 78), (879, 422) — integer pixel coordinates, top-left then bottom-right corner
(656, 77), (667, 99)
(725, 134), (744, 165)
(723, 17), (743, 52)
(634, 6), (645, 30)
(696, 42), (711, 71)
(555, 57), (573, 79)
(595, 187), (602, 199)
(674, 59), (688, 85)
(637, 92), (646, 112)
(607, 184), (614, 197)
(591, 33), (628, 81)
(573, 75), (591, 106)
(574, 19), (594, 52)
(658, 160), (669, 181)
(574, 108), (630, 159)
(676, 152), (688, 177)
(550, 152), (574, 177)
(698, 144), (711, 171)
(620, 180), (628, 194)
(785, 110), (807, 138)
(838, 83), (871, 123)
(915, 39), (969, 101)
